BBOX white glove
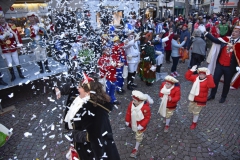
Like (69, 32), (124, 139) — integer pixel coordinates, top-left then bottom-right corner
(206, 69), (210, 76)
(236, 66), (240, 72)
(155, 35), (159, 41)
(190, 65), (197, 72)
(134, 34), (140, 41)
(17, 43), (23, 48)
(137, 125), (144, 130)
(125, 122), (129, 126)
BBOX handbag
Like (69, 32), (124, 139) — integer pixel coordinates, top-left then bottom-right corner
(178, 47), (184, 58)
(182, 49), (189, 60)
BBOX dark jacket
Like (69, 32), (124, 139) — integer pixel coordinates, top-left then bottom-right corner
(73, 100), (120, 160)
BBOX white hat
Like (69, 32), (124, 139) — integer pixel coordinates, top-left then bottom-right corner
(165, 75), (179, 84)
(132, 90), (147, 101)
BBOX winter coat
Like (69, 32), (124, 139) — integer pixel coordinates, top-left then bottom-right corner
(125, 101), (151, 131)
(180, 29), (190, 48)
(73, 100), (120, 160)
(185, 70), (215, 103)
(159, 82), (181, 109)
(188, 37), (206, 56)
(171, 39), (185, 57)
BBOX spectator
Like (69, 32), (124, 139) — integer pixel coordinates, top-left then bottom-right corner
(164, 27), (174, 63)
(170, 34), (187, 77)
(219, 19), (228, 37)
(188, 29), (206, 68)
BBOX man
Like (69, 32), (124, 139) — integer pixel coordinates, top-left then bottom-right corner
(26, 12), (51, 73)
(123, 30), (141, 90)
(205, 22), (240, 103)
(219, 19), (228, 37)
(0, 7), (25, 81)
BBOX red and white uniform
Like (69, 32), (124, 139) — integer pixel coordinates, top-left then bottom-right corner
(125, 101), (151, 132)
(159, 82), (181, 109)
(0, 23), (22, 53)
(185, 70), (215, 105)
(97, 53), (119, 82)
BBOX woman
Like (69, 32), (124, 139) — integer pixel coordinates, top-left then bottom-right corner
(188, 29), (206, 68)
(170, 34), (187, 77)
(164, 27), (174, 63)
(64, 75), (120, 160)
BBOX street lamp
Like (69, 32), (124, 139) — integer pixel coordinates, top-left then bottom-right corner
(162, 0), (170, 18)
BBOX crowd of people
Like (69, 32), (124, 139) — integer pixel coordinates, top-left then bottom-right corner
(1, 2), (240, 159)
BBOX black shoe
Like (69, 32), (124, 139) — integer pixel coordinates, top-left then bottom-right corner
(207, 95), (215, 101)
(116, 90), (125, 95)
(146, 82), (153, 86)
(113, 101), (121, 105)
(131, 83), (138, 87)
(0, 78), (8, 86)
(219, 97), (226, 103)
(127, 85), (134, 90)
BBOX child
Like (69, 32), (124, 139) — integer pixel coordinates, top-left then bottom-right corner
(158, 75), (181, 132)
(185, 65), (215, 129)
(125, 90), (153, 158)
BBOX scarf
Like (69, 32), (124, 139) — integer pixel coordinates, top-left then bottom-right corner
(64, 95), (90, 129)
(131, 101), (144, 132)
(188, 77), (206, 101)
(158, 85), (174, 117)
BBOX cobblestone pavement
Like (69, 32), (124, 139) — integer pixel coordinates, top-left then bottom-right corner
(0, 60), (240, 160)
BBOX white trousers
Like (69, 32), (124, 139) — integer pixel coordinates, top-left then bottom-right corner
(4, 51), (20, 67)
(34, 46), (47, 61)
(128, 63), (139, 73)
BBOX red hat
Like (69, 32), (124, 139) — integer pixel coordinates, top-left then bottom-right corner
(215, 21), (219, 25)
(183, 24), (188, 28)
(232, 17), (239, 25)
(81, 72), (94, 90)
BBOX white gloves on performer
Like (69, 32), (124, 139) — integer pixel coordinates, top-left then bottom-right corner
(190, 65), (197, 72)
(206, 69), (210, 76)
(236, 66), (240, 72)
(137, 125), (144, 130)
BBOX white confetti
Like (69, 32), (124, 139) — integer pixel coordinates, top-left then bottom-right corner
(8, 93), (14, 98)
(42, 145), (46, 150)
(102, 131), (108, 137)
(24, 132), (32, 137)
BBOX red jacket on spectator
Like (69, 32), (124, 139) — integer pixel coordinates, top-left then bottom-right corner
(185, 70), (215, 103)
(159, 82), (181, 109)
(125, 101), (151, 131)
(164, 32), (174, 51)
(210, 25), (220, 38)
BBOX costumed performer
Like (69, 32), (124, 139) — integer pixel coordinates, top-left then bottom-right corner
(185, 66), (215, 129)
(125, 90), (153, 158)
(158, 75), (180, 132)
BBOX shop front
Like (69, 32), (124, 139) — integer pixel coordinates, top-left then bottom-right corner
(174, 2), (185, 16)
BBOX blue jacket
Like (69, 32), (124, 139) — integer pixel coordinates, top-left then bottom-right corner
(180, 29), (190, 48)
(171, 39), (185, 57)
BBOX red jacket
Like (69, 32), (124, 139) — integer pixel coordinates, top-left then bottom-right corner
(0, 23), (22, 53)
(210, 26), (220, 38)
(97, 53), (119, 82)
(125, 101), (151, 131)
(159, 82), (181, 109)
(164, 32), (174, 51)
(185, 70), (215, 103)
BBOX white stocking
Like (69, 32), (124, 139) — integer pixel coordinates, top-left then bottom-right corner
(193, 115), (199, 123)
(166, 118), (171, 126)
(135, 141), (140, 150)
